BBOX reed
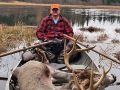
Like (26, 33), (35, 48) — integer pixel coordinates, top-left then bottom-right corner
(97, 34), (108, 41)
(80, 26), (104, 33)
(114, 51), (120, 61)
(87, 40), (98, 43)
(111, 39), (120, 43)
(0, 23), (36, 54)
(115, 28), (120, 33)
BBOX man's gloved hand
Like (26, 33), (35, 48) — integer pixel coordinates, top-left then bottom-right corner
(53, 38), (64, 45)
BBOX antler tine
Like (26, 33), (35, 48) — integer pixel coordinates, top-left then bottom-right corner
(76, 46), (95, 53)
(73, 70), (89, 90)
(88, 62), (112, 90)
(68, 35), (87, 56)
(105, 61), (112, 74)
(94, 62), (112, 89)
(64, 39), (74, 71)
(89, 62), (94, 90)
(67, 35), (79, 57)
(72, 70), (82, 90)
(80, 79), (89, 90)
(73, 35), (95, 53)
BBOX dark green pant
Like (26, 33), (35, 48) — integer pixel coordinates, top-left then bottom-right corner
(57, 41), (73, 63)
(38, 39), (73, 63)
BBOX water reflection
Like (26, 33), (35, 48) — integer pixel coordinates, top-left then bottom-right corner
(0, 6), (120, 26)
(70, 9), (120, 26)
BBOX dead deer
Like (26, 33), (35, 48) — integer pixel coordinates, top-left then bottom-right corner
(64, 36), (116, 90)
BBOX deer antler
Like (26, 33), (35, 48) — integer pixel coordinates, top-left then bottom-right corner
(88, 62), (112, 90)
(72, 70), (82, 90)
(64, 36), (95, 72)
(64, 36), (95, 90)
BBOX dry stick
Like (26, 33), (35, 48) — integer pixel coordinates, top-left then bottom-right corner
(0, 41), (52, 57)
(63, 34), (120, 64)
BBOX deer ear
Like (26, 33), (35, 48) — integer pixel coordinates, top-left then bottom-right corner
(44, 65), (50, 77)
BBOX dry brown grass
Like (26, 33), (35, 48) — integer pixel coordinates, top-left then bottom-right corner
(97, 34), (108, 41)
(0, 23), (36, 54)
(73, 34), (84, 42)
(87, 40), (98, 43)
(111, 39), (120, 43)
(114, 51), (120, 61)
(115, 28), (120, 33)
(80, 26), (104, 33)
(0, 44), (7, 53)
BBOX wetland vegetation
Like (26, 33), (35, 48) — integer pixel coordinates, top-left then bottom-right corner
(0, 23), (36, 54)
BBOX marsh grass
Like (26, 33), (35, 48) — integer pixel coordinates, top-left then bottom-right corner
(115, 28), (120, 33)
(97, 34), (108, 41)
(86, 40), (98, 43)
(0, 23), (36, 54)
(99, 45), (116, 61)
(111, 39), (120, 43)
(114, 51), (120, 61)
(80, 26), (104, 33)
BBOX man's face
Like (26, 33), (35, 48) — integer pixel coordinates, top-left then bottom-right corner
(50, 8), (60, 16)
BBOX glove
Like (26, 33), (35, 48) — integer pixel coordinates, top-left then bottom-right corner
(54, 39), (64, 46)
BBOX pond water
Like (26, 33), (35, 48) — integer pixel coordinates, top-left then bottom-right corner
(0, 6), (120, 90)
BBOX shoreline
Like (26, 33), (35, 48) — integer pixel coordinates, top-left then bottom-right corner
(0, 1), (120, 9)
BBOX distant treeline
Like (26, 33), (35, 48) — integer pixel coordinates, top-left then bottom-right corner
(0, 0), (120, 5)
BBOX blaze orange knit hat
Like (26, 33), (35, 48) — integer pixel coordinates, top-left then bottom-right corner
(51, 4), (60, 10)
